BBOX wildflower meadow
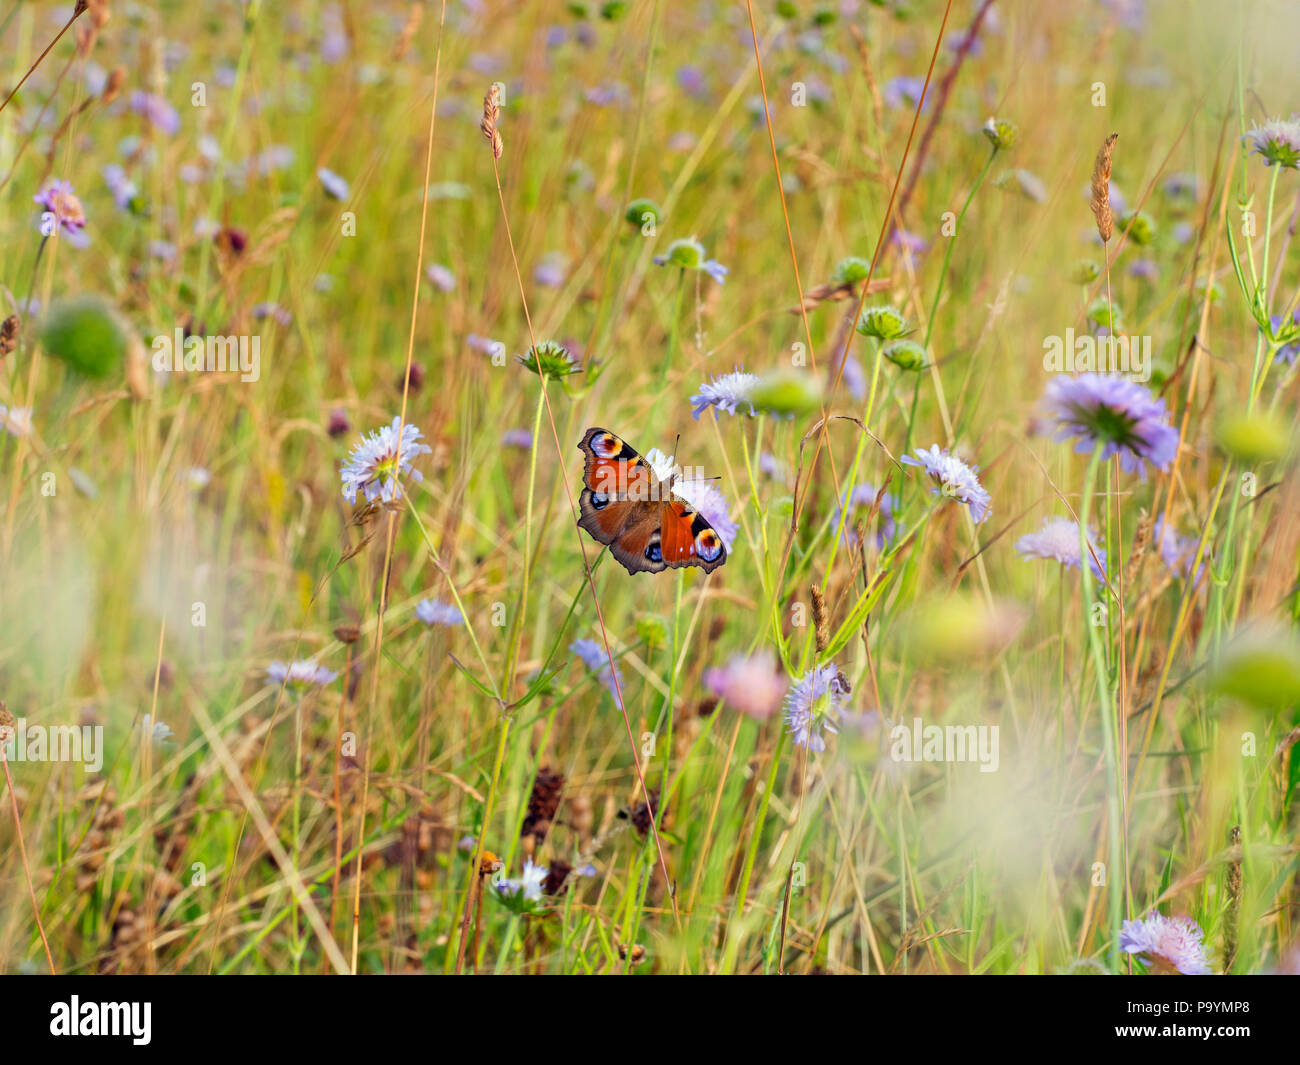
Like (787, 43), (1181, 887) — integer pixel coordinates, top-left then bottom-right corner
(1, 0), (1299, 1010)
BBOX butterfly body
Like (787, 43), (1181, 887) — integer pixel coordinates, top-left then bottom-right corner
(576, 427), (727, 575)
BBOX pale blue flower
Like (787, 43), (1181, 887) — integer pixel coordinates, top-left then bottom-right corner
(339, 417), (433, 505)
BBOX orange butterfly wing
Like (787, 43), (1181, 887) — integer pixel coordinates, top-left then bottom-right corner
(576, 428), (728, 576)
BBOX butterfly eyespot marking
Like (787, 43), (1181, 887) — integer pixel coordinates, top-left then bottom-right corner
(645, 543), (662, 563)
(593, 432), (623, 458)
(590, 491), (610, 510)
(695, 529), (723, 563)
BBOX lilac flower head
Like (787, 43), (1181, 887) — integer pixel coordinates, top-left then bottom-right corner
(316, 167), (349, 200)
(252, 302), (292, 326)
(1015, 516), (1106, 579)
(0, 405), (34, 438)
(571, 638), (622, 699)
(534, 252), (568, 288)
(783, 664), (849, 752)
(1271, 311), (1300, 367)
(33, 180), (86, 237)
(1043, 373), (1179, 479)
(339, 417), (433, 505)
(128, 91), (181, 136)
(653, 238), (727, 284)
(103, 164), (139, 211)
(415, 598), (464, 627)
(493, 860), (548, 904)
(425, 263), (457, 293)
(831, 481), (898, 548)
(1119, 912), (1212, 975)
(902, 444), (992, 523)
(1244, 116), (1300, 170)
(703, 652), (785, 719)
(1152, 515), (1207, 583)
(690, 367), (759, 419)
(266, 660), (339, 689)
(883, 75), (929, 112)
(136, 714), (176, 746)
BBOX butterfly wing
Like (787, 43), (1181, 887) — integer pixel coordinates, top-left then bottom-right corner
(575, 428), (728, 575)
(577, 427), (657, 501)
(657, 498), (728, 573)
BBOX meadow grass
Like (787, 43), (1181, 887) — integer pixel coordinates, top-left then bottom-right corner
(0, 0), (1299, 976)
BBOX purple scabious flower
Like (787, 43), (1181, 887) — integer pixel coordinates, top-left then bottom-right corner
(493, 860), (547, 902)
(415, 598), (463, 626)
(758, 452), (789, 481)
(340, 417), (433, 505)
(831, 482), (898, 548)
(1015, 516), (1106, 580)
(829, 342), (866, 401)
(103, 164), (139, 211)
(890, 228), (929, 259)
(883, 75), (929, 112)
(571, 638), (622, 699)
(1271, 311), (1300, 366)
(1244, 116), (1300, 170)
(501, 428), (533, 449)
(676, 65), (708, 100)
(0, 404), (34, 438)
(703, 652), (786, 720)
(1043, 373), (1179, 479)
(1152, 515), (1206, 583)
(902, 444), (993, 523)
(783, 663), (849, 752)
(1119, 912), (1212, 975)
(467, 334), (502, 357)
(690, 367), (759, 419)
(33, 180), (87, 238)
(1128, 257), (1159, 282)
(252, 302), (292, 326)
(533, 252), (568, 288)
(267, 660), (339, 689)
(316, 167), (349, 200)
(653, 237), (728, 284)
(128, 91), (180, 136)
(425, 263), (457, 293)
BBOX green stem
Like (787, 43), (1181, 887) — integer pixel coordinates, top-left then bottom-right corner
(1078, 452), (1123, 968)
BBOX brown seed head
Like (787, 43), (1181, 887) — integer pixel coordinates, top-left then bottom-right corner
(1090, 133), (1118, 243)
(480, 84), (503, 159)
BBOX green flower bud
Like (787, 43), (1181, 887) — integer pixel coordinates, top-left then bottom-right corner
(749, 369), (822, 418)
(624, 198), (662, 229)
(1121, 210), (1156, 246)
(882, 339), (926, 370)
(856, 305), (912, 341)
(40, 296), (129, 379)
(1069, 259), (1102, 285)
(981, 117), (1018, 151)
(1215, 410), (1290, 465)
(636, 614), (670, 649)
(831, 256), (872, 286)
(1085, 297), (1123, 331)
(517, 340), (581, 380)
(1209, 626), (1300, 709)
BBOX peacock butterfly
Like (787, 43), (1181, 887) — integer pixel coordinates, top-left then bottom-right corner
(576, 427), (728, 575)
